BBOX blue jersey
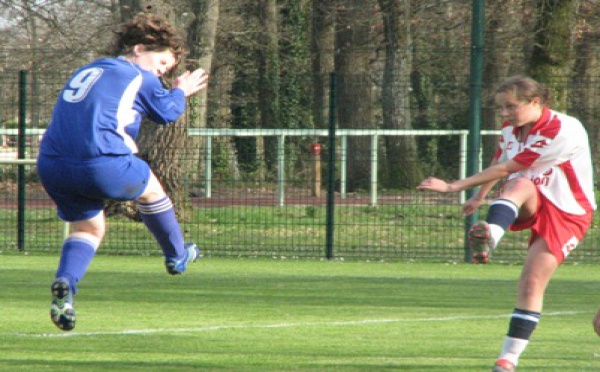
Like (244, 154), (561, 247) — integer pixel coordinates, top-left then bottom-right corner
(40, 57), (186, 158)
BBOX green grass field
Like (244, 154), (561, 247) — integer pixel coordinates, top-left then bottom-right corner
(1, 255), (599, 371)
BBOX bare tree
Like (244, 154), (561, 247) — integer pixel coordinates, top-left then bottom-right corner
(118, 0), (143, 21)
(257, 0), (281, 175)
(570, 1), (600, 160)
(529, 0), (581, 111)
(334, 0), (377, 192)
(310, 0), (334, 129)
(186, 0), (219, 129)
(132, 0), (217, 219)
(377, 0), (422, 188)
(480, 0), (534, 158)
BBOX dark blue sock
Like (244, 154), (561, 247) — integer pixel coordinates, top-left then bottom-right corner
(56, 237), (97, 294)
(487, 199), (519, 230)
(137, 196), (185, 261)
(507, 308), (540, 340)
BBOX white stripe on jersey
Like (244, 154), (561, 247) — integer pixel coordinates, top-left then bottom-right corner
(116, 74), (142, 154)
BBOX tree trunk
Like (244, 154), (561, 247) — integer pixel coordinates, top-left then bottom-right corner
(334, 1), (376, 192)
(571, 31), (600, 160)
(377, 0), (422, 189)
(310, 0), (334, 129)
(118, 0), (142, 21)
(481, 0), (533, 160)
(186, 0), (219, 129)
(529, 0), (580, 111)
(257, 0), (281, 176)
(109, 1), (194, 220)
(185, 0), (220, 186)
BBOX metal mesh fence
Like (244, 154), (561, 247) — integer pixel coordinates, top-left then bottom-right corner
(1, 70), (598, 263)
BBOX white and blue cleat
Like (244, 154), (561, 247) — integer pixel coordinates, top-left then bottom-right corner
(165, 242), (202, 275)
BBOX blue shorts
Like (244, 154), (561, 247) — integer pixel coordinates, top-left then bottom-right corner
(37, 154), (150, 222)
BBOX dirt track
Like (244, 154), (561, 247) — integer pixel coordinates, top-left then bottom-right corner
(0, 182), (458, 209)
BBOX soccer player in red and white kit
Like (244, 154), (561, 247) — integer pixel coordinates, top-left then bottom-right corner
(417, 75), (596, 372)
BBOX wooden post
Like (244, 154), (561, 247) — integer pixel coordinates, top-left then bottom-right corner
(310, 143), (322, 197)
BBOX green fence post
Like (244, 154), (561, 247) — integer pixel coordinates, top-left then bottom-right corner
(465, 0), (485, 262)
(325, 72), (336, 260)
(17, 70), (27, 251)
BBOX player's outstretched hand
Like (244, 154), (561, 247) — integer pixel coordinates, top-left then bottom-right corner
(173, 68), (209, 97)
(417, 177), (453, 193)
(593, 308), (600, 336)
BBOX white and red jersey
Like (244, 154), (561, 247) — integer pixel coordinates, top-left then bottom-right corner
(493, 107), (596, 215)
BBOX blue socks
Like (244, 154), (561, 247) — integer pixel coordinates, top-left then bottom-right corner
(56, 236), (98, 294)
(484, 199), (520, 247)
(55, 196), (185, 294)
(137, 196), (186, 261)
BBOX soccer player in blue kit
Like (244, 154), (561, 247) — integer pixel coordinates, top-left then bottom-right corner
(37, 13), (209, 331)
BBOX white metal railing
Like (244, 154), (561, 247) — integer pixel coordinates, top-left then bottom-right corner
(187, 128), (474, 206)
(0, 159), (35, 165)
(0, 128), (504, 206)
(0, 157), (69, 240)
(0, 128), (45, 135)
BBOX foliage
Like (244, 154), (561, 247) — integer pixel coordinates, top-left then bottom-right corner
(3, 1), (600, 221)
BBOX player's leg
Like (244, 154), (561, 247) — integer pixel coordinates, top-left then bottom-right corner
(493, 238), (559, 371)
(470, 177), (538, 263)
(38, 155), (107, 331)
(136, 171), (201, 274)
(55, 213), (105, 294)
(594, 308), (600, 336)
(50, 213), (105, 331)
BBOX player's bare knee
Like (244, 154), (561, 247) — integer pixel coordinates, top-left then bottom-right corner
(499, 177), (537, 207)
(69, 231), (103, 247)
(136, 190), (167, 204)
(137, 174), (167, 204)
(502, 177), (536, 194)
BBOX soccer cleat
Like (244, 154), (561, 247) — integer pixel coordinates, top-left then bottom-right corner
(469, 220), (495, 264)
(50, 277), (76, 331)
(492, 359), (516, 372)
(165, 242), (202, 275)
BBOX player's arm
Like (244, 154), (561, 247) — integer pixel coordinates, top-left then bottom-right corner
(136, 68), (208, 125)
(471, 157), (501, 200)
(133, 71), (185, 124)
(460, 158), (500, 216)
(417, 158), (526, 193)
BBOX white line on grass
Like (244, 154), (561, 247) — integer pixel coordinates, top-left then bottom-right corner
(10, 310), (586, 338)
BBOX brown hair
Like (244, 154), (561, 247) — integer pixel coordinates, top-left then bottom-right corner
(496, 75), (551, 106)
(108, 13), (186, 66)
